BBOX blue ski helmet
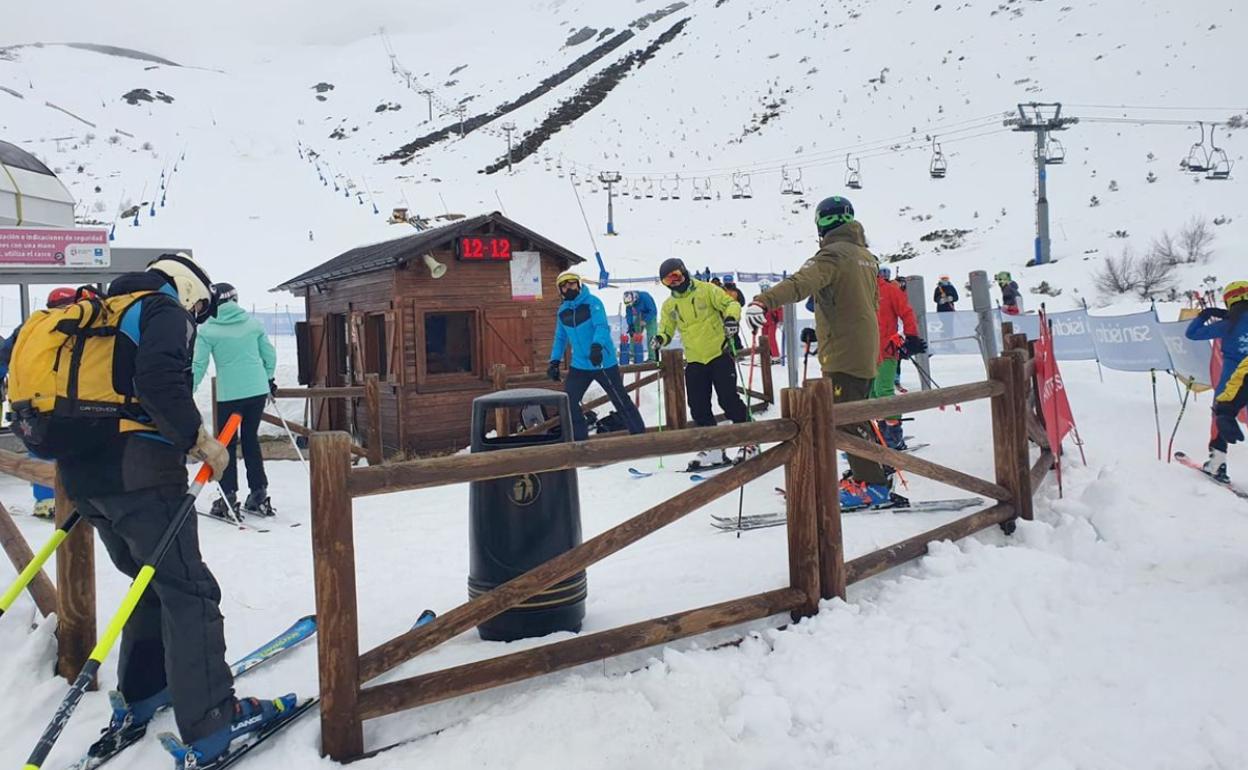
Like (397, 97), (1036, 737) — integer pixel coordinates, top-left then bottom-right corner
(815, 196), (854, 236)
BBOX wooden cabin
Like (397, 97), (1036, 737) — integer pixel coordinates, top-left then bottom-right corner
(275, 211), (586, 455)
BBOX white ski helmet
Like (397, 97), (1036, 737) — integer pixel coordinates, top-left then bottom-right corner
(147, 252), (216, 323)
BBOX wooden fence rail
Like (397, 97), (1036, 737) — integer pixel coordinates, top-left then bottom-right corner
(308, 337), (1053, 762)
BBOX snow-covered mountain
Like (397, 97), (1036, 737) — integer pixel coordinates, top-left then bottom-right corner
(1, 0), (1244, 321)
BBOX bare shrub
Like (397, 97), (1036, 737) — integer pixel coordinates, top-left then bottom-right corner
(1094, 249), (1139, 295)
(1135, 251), (1178, 299)
(1179, 216), (1215, 263)
(1150, 231), (1181, 265)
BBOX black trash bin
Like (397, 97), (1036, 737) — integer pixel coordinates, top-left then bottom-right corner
(468, 388), (585, 641)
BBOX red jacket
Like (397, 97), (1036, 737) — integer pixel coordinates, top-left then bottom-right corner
(877, 276), (918, 362)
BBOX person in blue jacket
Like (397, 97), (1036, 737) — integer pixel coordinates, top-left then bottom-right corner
(549, 272), (646, 441)
(1185, 280), (1248, 482)
(192, 283), (278, 517)
(623, 289), (659, 362)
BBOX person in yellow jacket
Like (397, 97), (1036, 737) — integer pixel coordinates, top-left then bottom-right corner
(745, 195), (901, 510)
(652, 258), (753, 469)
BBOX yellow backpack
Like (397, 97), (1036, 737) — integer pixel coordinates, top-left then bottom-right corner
(7, 290), (155, 458)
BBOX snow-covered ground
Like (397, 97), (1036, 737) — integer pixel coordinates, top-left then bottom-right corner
(2, 349), (1247, 769)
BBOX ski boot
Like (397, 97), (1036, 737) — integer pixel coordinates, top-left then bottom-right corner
(32, 499), (56, 519)
(1203, 449), (1230, 483)
(88, 689), (171, 759)
(161, 694), (298, 769)
(208, 493), (239, 520)
(838, 475), (906, 511)
(242, 488), (275, 517)
(882, 419), (908, 451)
(687, 449), (730, 471)
(737, 444), (760, 462)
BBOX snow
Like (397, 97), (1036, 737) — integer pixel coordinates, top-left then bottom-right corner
(4, 349), (1248, 768)
(1, 0), (1247, 766)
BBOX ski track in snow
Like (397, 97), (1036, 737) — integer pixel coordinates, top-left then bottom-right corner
(3, 351), (1248, 769)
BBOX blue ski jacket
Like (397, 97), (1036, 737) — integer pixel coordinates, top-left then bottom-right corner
(625, 291), (658, 332)
(552, 285), (617, 370)
(1186, 305), (1248, 402)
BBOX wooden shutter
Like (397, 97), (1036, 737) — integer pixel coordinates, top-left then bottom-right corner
(483, 311), (533, 373)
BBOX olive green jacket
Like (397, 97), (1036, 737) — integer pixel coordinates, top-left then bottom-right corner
(756, 221), (880, 379)
(657, 279), (742, 365)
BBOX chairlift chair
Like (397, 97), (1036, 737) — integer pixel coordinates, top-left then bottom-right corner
(670, 175), (682, 200)
(1205, 124), (1232, 180)
(845, 154), (862, 190)
(659, 177), (670, 201)
(632, 181), (642, 200)
(790, 168), (804, 196)
(741, 174), (754, 199)
(780, 166), (795, 195)
(1183, 121), (1213, 174)
(645, 177), (655, 199)
(929, 139), (948, 179)
(1046, 138), (1066, 164)
(731, 173), (745, 200)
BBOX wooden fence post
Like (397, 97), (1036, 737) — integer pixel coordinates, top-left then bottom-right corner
(490, 364), (510, 438)
(1006, 349), (1034, 520)
(988, 356), (1021, 529)
(781, 388), (820, 618)
(808, 378), (846, 600)
(760, 342), (775, 404)
(54, 469), (95, 685)
(661, 349), (688, 430)
(0, 500), (57, 617)
(310, 432), (363, 760)
(364, 374), (383, 465)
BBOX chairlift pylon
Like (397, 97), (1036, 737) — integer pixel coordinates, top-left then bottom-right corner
(1182, 122), (1212, 173)
(1205, 124), (1232, 180)
(929, 138), (948, 179)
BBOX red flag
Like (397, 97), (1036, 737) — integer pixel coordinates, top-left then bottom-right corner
(1035, 310), (1085, 495)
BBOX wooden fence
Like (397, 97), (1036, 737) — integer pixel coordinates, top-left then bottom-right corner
(308, 343), (1047, 761)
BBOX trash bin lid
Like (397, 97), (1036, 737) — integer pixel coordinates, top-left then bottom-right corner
(473, 388), (571, 409)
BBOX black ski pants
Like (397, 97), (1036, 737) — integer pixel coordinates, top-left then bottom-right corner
(686, 352), (749, 428)
(827, 371), (889, 485)
(76, 485), (235, 742)
(1210, 389), (1248, 453)
(215, 394), (268, 497)
(564, 365), (647, 441)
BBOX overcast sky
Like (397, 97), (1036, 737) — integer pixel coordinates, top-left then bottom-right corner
(1, 1), (488, 63)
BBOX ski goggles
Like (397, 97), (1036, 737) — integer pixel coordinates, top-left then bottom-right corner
(660, 270), (686, 287)
(557, 276), (581, 290)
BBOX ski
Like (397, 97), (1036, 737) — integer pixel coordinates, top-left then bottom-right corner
(710, 497), (986, 530)
(411, 609), (436, 630)
(62, 616), (317, 770)
(1174, 452), (1248, 499)
(158, 697), (319, 770)
(679, 460), (735, 474)
(627, 467), (654, 479)
(198, 511), (270, 533)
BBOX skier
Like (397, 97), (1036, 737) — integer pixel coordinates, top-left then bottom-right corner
(622, 289), (658, 362)
(549, 272), (646, 441)
(997, 271), (1022, 315)
(651, 258), (753, 469)
(192, 282), (278, 518)
(933, 275), (959, 312)
(757, 280), (784, 359)
(1185, 280), (1248, 482)
(722, 278), (746, 306)
(874, 271), (927, 449)
(0, 287), (90, 518)
(52, 255), (294, 769)
(745, 195), (900, 508)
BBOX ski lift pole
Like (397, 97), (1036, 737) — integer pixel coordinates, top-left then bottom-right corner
(571, 176), (608, 288)
(21, 415), (241, 770)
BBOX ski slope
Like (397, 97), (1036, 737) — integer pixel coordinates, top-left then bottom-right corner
(2, 345), (1247, 769)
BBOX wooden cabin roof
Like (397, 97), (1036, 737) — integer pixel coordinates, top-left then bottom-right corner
(273, 211), (586, 292)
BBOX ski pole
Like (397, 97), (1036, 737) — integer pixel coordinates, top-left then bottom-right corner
(1150, 369), (1161, 460)
(801, 341), (811, 383)
(911, 356), (961, 412)
(871, 419), (909, 490)
(735, 331), (759, 537)
(655, 355), (665, 469)
(21, 414), (241, 770)
(269, 394), (308, 471)
(1166, 376), (1196, 463)
(0, 510), (82, 621)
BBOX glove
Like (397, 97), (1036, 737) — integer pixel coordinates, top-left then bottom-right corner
(631, 333), (645, 344)
(723, 317), (740, 339)
(268, 378), (278, 398)
(1199, 307), (1228, 320)
(547, 361), (561, 382)
(901, 334), (928, 359)
(190, 426), (230, 482)
(651, 334), (668, 355)
(744, 301), (768, 333)
(799, 327), (818, 345)
(589, 343), (604, 367)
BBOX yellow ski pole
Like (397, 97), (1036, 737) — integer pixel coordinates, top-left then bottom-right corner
(21, 413), (241, 770)
(0, 510), (81, 620)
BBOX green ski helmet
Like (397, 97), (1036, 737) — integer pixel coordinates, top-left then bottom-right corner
(995, 271), (1012, 283)
(815, 196), (854, 237)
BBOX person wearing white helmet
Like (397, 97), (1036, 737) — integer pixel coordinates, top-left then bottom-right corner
(58, 252), (297, 769)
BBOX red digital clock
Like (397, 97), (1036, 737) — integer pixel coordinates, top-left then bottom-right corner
(457, 235), (512, 261)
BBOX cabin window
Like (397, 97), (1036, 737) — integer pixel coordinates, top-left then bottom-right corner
(424, 311), (476, 375)
(362, 313), (389, 378)
(327, 313), (349, 378)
